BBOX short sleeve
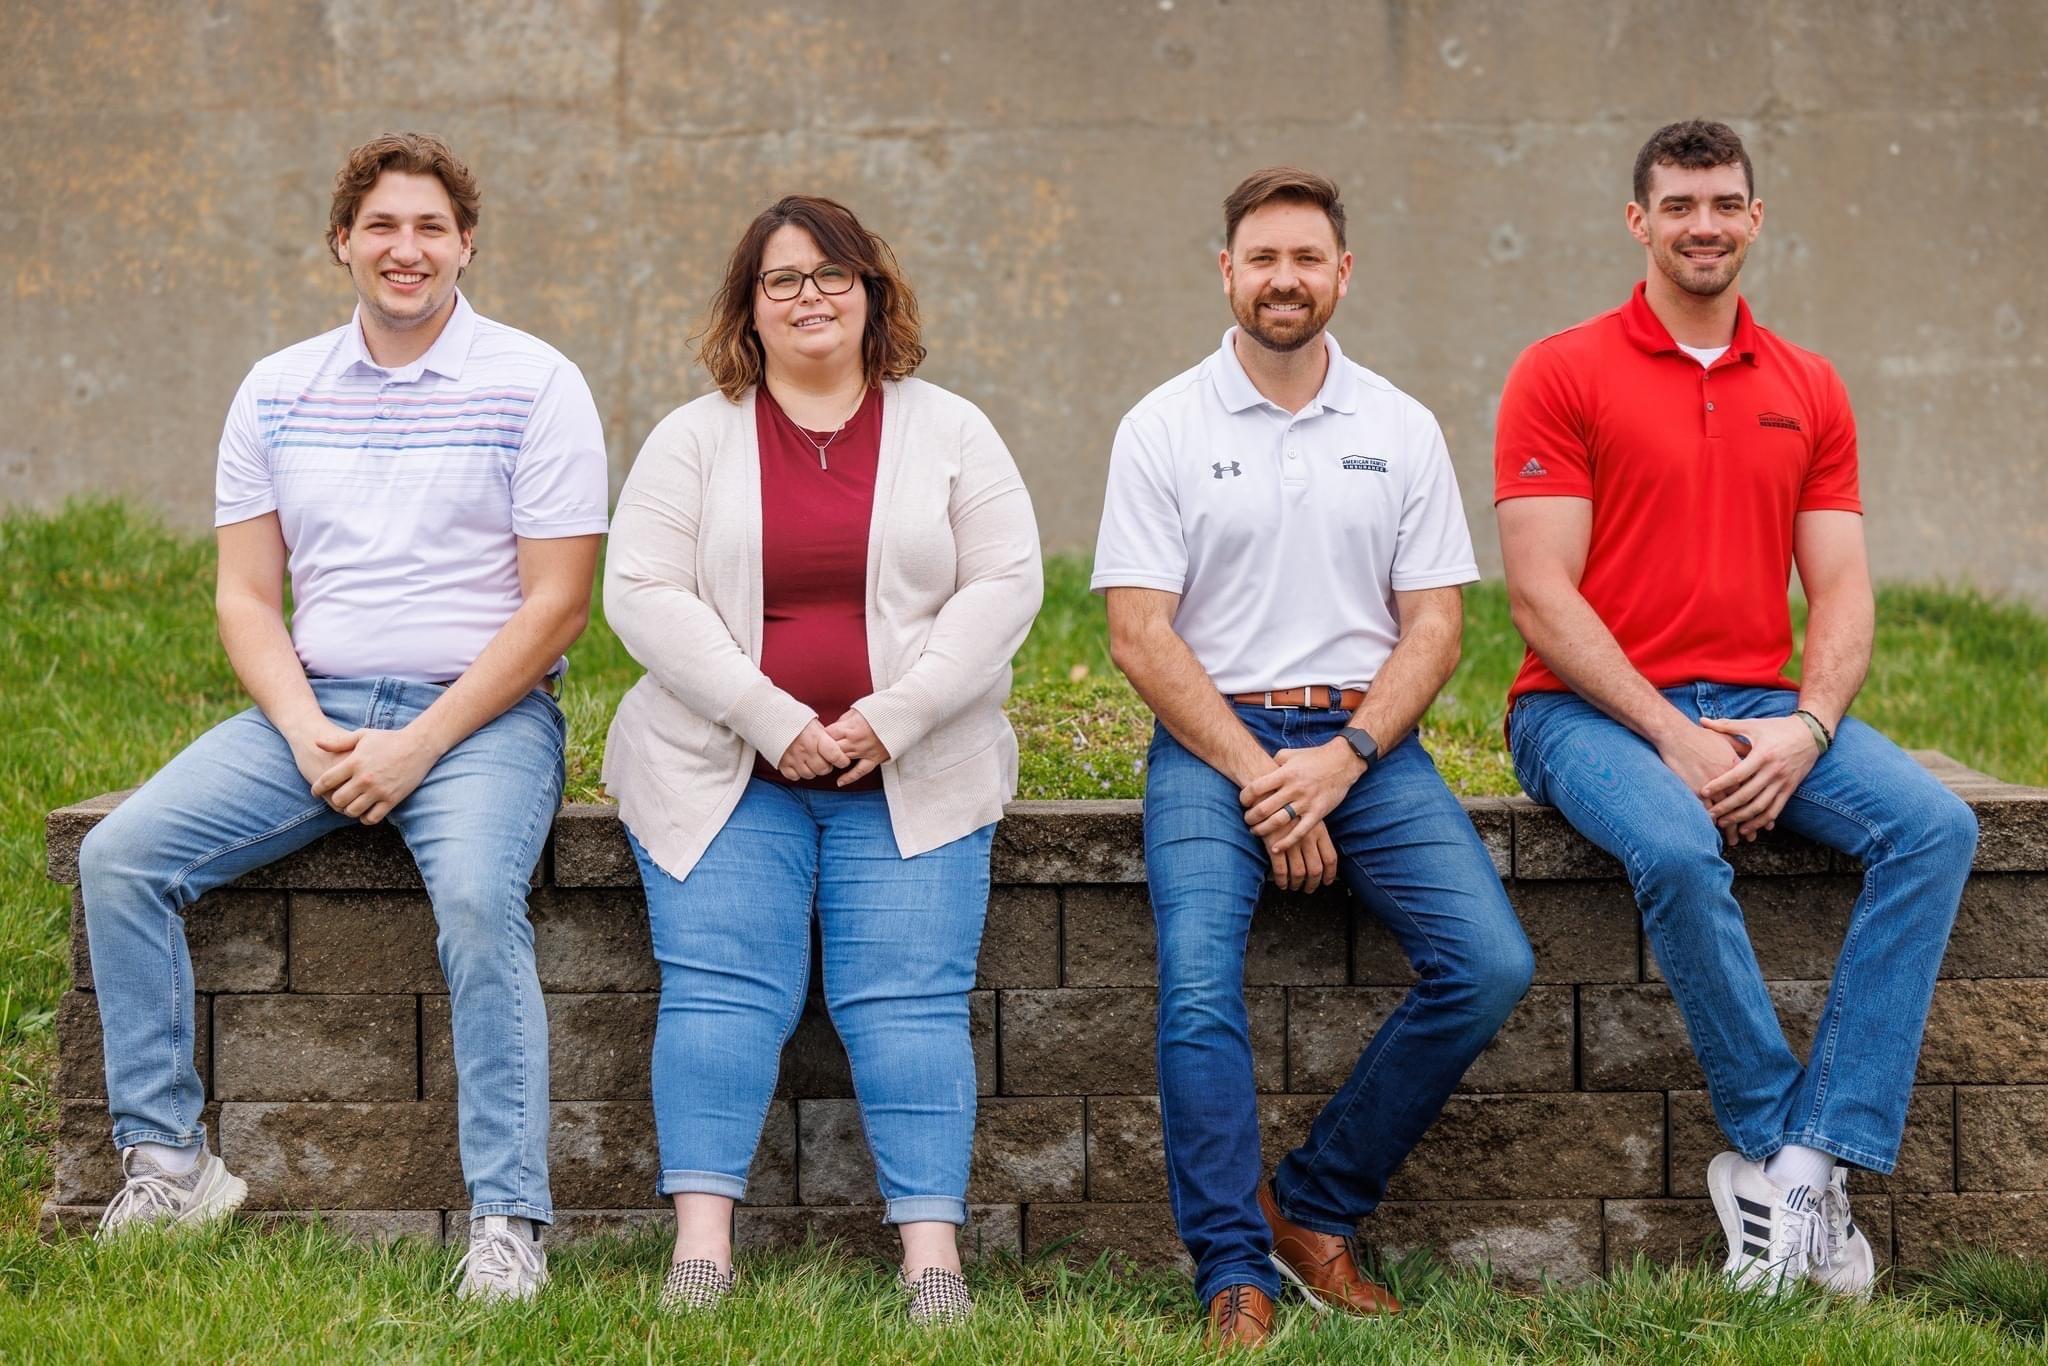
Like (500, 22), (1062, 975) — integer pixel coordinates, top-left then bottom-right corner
(511, 362), (612, 538)
(1798, 365), (1862, 514)
(1390, 410), (1481, 591)
(1089, 414), (1188, 594)
(1494, 342), (1594, 502)
(213, 373), (277, 527)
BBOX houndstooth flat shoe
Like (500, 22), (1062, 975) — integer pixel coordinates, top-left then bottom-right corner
(902, 1265), (974, 1325)
(660, 1257), (735, 1312)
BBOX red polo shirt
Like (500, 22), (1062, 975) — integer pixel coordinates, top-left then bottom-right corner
(1495, 282), (1861, 706)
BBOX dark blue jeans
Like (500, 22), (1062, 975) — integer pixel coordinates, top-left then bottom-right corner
(1511, 684), (1976, 1172)
(1145, 706), (1533, 1304)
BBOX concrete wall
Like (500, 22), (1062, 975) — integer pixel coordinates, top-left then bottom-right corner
(3, 1), (2043, 599)
(42, 757), (2048, 1275)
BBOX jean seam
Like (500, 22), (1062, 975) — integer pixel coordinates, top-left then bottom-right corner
(510, 746), (561, 1214)
(744, 825), (818, 1193)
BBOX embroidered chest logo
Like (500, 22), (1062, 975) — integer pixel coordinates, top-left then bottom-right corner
(1212, 461), (1243, 479)
(1341, 454), (1389, 473)
(1519, 458), (1549, 478)
(1757, 411), (1803, 431)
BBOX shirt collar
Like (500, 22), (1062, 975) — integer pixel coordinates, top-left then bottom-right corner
(1212, 326), (1359, 414)
(1619, 280), (1760, 365)
(343, 289), (476, 381)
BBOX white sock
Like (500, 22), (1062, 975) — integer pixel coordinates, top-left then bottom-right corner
(135, 1141), (203, 1174)
(1765, 1144), (1836, 1197)
(477, 1215), (539, 1243)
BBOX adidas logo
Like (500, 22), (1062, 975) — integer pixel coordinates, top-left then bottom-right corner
(1758, 411), (1803, 431)
(1519, 458), (1548, 478)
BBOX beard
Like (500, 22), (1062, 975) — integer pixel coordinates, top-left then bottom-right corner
(1656, 236), (1748, 298)
(1231, 286), (1335, 353)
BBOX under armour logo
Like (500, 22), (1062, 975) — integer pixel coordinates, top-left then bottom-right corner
(1213, 461), (1242, 479)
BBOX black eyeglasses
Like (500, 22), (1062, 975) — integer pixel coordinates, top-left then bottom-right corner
(758, 264), (858, 301)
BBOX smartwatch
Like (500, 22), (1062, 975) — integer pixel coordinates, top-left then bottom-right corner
(1337, 725), (1380, 771)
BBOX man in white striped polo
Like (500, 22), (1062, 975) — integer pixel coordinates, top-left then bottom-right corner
(77, 133), (608, 1301)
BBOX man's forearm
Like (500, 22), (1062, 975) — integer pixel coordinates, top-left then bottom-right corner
(407, 592), (588, 761)
(217, 594), (325, 741)
(1351, 608), (1459, 758)
(1794, 590), (1873, 733)
(1114, 626), (1272, 788)
(1513, 583), (1690, 744)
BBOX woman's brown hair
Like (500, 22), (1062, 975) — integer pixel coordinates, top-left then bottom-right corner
(694, 196), (926, 400)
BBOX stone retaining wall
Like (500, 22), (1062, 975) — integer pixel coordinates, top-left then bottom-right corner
(42, 754), (2048, 1284)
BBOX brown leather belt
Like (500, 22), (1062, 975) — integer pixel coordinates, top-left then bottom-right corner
(1226, 685), (1365, 710)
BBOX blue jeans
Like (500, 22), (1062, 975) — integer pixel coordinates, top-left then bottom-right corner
(1510, 684), (1976, 1172)
(629, 779), (993, 1226)
(79, 677), (565, 1224)
(1145, 708), (1533, 1304)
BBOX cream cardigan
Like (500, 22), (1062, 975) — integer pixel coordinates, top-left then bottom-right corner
(601, 378), (1043, 879)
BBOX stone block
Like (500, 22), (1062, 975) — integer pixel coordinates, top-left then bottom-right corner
(1287, 986), (1573, 1094)
(1920, 980), (2048, 1083)
(1084, 1095), (1167, 1203)
(1367, 1200), (1603, 1289)
(238, 823), (428, 890)
(544, 1209), (673, 1244)
(531, 887), (657, 992)
(548, 804), (638, 887)
(997, 988), (1283, 1095)
(1892, 1194), (2048, 1269)
(1464, 799), (1516, 879)
(252, 1210), (445, 1243)
(797, 1096), (1082, 1204)
(70, 888), (286, 993)
(1512, 806), (1829, 880)
(978, 887), (1059, 988)
(1024, 1202), (1188, 1272)
(1390, 1094), (1665, 1200)
(289, 892), (440, 993)
(1605, 1198), (1893, 1273)
(212, 995), (417, 1102)
(1957, 1087), (2048, 1191)
(55, 1098), (220, 1204)
(1579, 982), (1827, 1091)
(1968, 791), (2048, 873)
(1063, 884), (1348, 988)
(1356, 879), (1639, 986)
(752, 1099), (798, 1205)
(736, 1205), (1022, 1261)
(424, 993), (655, 1101)
(547, 1100), (662, 1210)
(56, 990), (209, 1099)
(45, 791), (128, 885)
(992, 802), (1145, 884)
(219, 1102), (462, 1209)
(1943, 875), (2048, 977)
(1666, 1087), (1954, 1196)
(1643, 878), (1858, 983)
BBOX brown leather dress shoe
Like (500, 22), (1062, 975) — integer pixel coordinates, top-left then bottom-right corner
(1258, 1183), (1401, 1315)
(1206, 1284), (1275, 1350)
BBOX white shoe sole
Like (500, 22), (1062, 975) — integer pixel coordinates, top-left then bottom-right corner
(1269, 1253), (1331, 1315)
(176, 1169), (248, 1228)
(1816, 1231), (1876, 1299)
(1705, 1151), (1749, 1276)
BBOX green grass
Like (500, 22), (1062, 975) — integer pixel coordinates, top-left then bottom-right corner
(3, 499), (2047, 1358)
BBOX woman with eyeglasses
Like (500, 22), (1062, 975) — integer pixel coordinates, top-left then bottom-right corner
(602, 196), (1042, 1322)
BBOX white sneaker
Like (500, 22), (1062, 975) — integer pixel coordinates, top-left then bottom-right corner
(455, 1215), (548, 1302)
(95, 1147), (247, 1239)
(1810, 1165), (1876, 1297)
(1706, 1151), (1829, 1294)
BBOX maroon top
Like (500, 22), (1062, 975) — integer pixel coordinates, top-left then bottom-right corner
(752, 385), (885, 792)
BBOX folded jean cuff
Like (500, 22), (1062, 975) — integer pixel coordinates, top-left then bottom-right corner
(1771, 1134), (1896, 1175)
(657, 1168), (748, 1200)
(110, 1127), (206, 1152)
(1195, 1267), (1283, 1307)
(884, 1195), (967, 1226)
(1272, 1199), (1358, 1239)
(466, 1201), (554, 1226)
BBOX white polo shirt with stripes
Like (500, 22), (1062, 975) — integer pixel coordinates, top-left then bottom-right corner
(214, 291), (610, 682)
(1091, 328), (1479, 694)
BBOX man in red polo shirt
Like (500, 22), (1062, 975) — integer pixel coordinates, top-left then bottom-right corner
(1494, 120), (1977, 1297)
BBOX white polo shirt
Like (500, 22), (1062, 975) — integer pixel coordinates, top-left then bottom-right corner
(215, 292), (610, 682)
(1092, 328), (1478, 694)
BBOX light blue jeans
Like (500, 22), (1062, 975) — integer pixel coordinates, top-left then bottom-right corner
(630, 778), (993, 1226)
(79, 677), (564, 1224)
(1510, 684), (1976, 1172)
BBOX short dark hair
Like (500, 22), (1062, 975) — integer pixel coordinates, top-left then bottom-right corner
(328, 132), (480, 266)
(1223, 167), (1346, 249)
(1632, 119), (1754, 207)
(693, 195), (926, 401)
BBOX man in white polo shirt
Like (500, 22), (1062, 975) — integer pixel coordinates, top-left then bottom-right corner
(1095, 167), (1532, 1347)
(77, 133), (608, 1301)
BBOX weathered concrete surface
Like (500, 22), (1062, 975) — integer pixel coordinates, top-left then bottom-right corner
(3, 2), (2042, 600)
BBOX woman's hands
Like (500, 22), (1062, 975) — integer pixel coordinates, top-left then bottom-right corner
(775, 708), (891, 786)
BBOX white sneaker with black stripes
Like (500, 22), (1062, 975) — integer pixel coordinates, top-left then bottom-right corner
(1706, 1151), (1830, 1294)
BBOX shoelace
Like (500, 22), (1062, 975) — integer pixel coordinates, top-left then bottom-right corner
(1815, 1180), (1853, 1269)
(1771, 1185), (1830, 1278)
(454, 1224), (544, 1292)
(97, 1171), (183, 1233)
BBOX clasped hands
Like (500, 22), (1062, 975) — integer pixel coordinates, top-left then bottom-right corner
(1658, 714), (1823, 844)
(775, 708), (890, 786)
(290, 721), (441, 826)
(1236, 738), (1369, 893)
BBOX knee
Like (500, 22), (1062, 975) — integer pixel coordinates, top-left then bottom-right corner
(1910, 793), (1979, 866)
(432, 876), (532, 964)
(77, 813), (157, 901)
(1630, 831), (1731, 905)
(1441, 934), (1534, 1027)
